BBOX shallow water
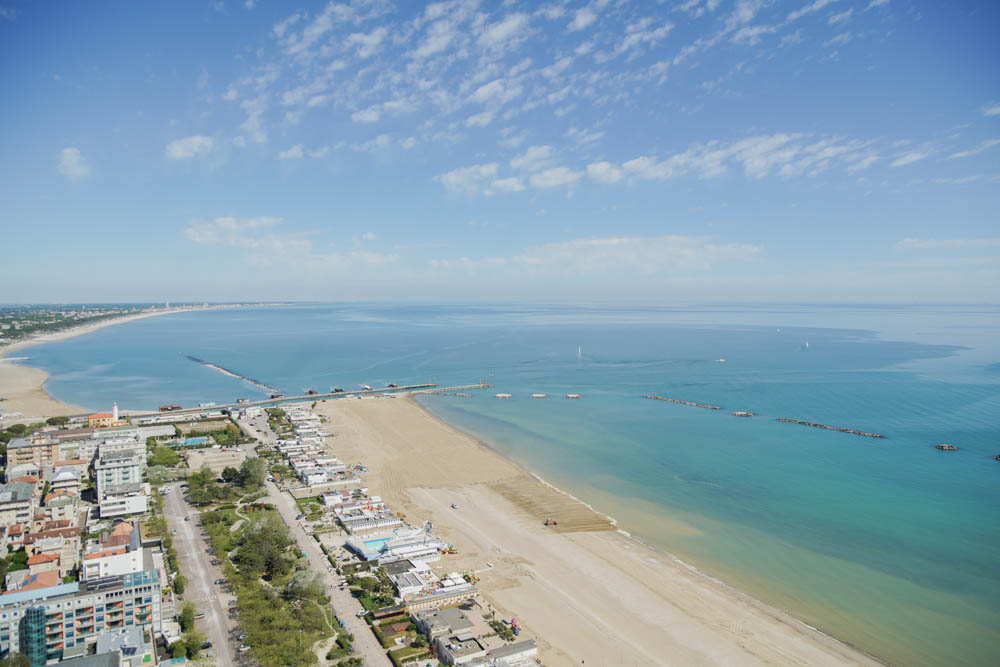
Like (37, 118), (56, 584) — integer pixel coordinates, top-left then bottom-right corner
(23, 303), (1000, 665)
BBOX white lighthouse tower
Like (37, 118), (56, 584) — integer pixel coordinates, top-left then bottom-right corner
(112, 402), (119, 422)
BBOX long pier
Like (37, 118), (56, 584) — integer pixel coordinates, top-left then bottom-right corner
(643, 394), (721, 410)
(128, 383), (492, 420)
(776, 418), (886, 439)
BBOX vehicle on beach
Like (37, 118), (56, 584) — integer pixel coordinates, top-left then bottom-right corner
(451, 503), (459, 509)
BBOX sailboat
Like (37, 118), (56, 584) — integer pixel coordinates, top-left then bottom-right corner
(578, 345), (582, 360)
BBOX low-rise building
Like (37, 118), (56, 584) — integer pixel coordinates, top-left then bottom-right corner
(0, 481), (36, 526)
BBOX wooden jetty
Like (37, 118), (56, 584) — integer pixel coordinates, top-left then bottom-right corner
(776, 418), (886, 439)
(643, 394), (721, 410)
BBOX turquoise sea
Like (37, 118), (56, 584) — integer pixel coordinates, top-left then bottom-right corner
(19, 304), (1000, 666)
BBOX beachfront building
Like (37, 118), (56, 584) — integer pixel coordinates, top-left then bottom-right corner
(345, 525), (446, 564)
(0, 567), (162, 663)
(87, 413), (114, 429)
(334, 501), (402, 534)
(404, 572), (479, 612)
(0, 481), (36, 527)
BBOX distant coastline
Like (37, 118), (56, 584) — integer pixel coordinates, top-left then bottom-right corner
(0, 304), (255, 420)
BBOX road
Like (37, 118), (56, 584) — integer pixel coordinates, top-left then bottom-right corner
(163, 483), (238, 666)
(264, 480), (391, 666)
(238, 412), (390, 665)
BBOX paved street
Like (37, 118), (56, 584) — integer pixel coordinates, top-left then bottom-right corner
(265, 480), (391, 666)
(164, 483), (238, 666)
(239, 410), (390, 665)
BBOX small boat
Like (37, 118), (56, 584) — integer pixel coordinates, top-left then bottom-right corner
(531, 393), (548, 399)
(565, 393), (582, 399)
(730, 411), (755, 417)
(935, 443), (958, 451)
(716, 358), (726, 363)
(495, 393), (513, 399)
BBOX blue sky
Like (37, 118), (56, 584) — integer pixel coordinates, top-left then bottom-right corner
(1, 0), (998, 303)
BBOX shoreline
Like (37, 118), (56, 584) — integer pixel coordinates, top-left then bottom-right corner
(409, 396), (886, 665)
(0, 306), (246, 421)
(313, 394), (883, 666)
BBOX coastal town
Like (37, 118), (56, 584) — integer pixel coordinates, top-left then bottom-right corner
(0, 390), (543, 666)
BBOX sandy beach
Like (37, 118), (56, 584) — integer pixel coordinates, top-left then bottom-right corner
(313, 395), (882, 667)
(0, 307), (233, 421)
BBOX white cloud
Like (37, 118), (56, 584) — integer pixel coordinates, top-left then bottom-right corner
(568, 8), (596, 32)
(529, 166), (583, 188)
(948, 139), (1000, 160)
(890, 151), (928, 167)
(346, 26), (388, 58)
(0, 6), (18, 20)
(731, 25), (777, 45)
(465, 111), (495, 127)
(184, 216), (284, 246)
(479, 13), (530, 50)
(586, 161), (624, 184)
(982, 103), (1000, 117)
(865, 0), (889, 9)
(57, 147), (90, 181)
(438, 163), (499, 195)
(352, 106), (381, 123)
(413, 18), (457, 59)
(787, 0), (839, 23)
(489, 177), (526, 193)
(278, 144), (304, 160)
(165, 135), (215, 160)
(896, 238), (1000, 250)
(823, 32), (851, 48)
(352, 134), (391, 153)
(510, 145), (555, 172)
(828, 8), (853, 24)
(468, 78), (523, 105)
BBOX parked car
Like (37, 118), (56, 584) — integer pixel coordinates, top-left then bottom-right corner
(184, 517), (190, 522)
(214, 578), (226, 585)
(200, 641), (213, 650)
(239, 646), (251, 652)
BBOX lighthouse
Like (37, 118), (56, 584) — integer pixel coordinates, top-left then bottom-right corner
(112, 402), (119, 422)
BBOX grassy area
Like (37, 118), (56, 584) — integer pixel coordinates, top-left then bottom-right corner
(199, 507), (347, 666)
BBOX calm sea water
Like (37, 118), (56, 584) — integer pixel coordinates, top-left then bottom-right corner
(22, 304), (1000, 666)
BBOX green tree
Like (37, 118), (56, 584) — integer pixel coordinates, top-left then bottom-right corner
(173, 575), (186, 595)
(45, 416), (69, 426)
(183, 630), (206, 659)
(239, 457), (266, 489)
(5, 424), (27, 436)
(179, 602), (196, 632)
(149, 445), (179, 467)
(170, 642), (186, 659)
(0, 653), (32, 666)
(221, 466), (241, 483)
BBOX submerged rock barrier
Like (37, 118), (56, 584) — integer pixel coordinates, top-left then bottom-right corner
(776, 418), (886, 439)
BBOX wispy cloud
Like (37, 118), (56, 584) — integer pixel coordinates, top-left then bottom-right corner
(890, 151), (928, 167)
(948, 139), (1000, 160)
(57, 147), (90, 181)
(166, 135), (215, 160)
(983, 103), (1000, 117)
